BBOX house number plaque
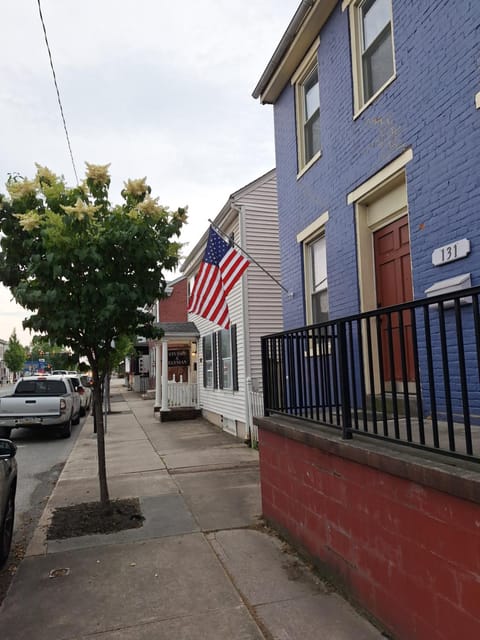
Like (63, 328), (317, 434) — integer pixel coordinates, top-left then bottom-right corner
(432, 238), (470, 266)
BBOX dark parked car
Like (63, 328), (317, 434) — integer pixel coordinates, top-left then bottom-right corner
(0, 439), (17, 568)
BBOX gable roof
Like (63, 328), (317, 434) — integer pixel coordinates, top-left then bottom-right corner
(155, 322), (199, 340)
(180, 168), (276, 274)
(252, 0), (337, 105)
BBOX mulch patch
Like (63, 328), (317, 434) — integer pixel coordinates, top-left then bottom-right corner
(47, 497), (144, 539)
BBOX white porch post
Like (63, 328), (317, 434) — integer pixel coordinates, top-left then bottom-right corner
(161, 338), (170, 412)
(154, 342), (161, 411)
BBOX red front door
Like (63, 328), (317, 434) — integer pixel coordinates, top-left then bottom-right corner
(374, 216), (415, 382)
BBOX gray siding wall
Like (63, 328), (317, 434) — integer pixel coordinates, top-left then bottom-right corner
(238, 172), (283, 391)
(185, 170), (282, 437)
(194, 218), (247, 429)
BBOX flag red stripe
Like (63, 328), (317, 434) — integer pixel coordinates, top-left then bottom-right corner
(220, 248), (250, 295)
(187, 227), (250, 330)
(188, 263), (212, 314)
(189, 266), (230, 328)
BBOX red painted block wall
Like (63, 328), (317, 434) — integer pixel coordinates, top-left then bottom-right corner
(259, 428), (480, 640)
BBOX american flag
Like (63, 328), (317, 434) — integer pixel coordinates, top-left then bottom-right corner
(188, 226), (250, 329)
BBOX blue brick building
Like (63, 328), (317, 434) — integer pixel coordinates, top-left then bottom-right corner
(253, 0), (480, 435)
(250, 5), (480, 632)
(254, 0), (480, 329)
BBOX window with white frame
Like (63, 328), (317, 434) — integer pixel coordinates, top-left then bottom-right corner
(219, 329), (232, 390)
(307, 235), (329, 324)
(202, 326), (238, 390)
(294, 44), (321, 172)
(203, 334), (214, 388)
(350, 0), (395, 111)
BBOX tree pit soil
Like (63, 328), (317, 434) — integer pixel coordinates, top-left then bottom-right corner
(47, 498), (144, 540)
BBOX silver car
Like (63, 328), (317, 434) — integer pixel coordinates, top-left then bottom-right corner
(0, 439), (17, 568)
(65, 375), (91, 417)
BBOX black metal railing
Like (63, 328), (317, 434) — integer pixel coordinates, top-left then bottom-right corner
(261, 285), (480, 462)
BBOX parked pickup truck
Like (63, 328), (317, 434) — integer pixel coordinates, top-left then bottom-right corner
(0, 375), (81, 439)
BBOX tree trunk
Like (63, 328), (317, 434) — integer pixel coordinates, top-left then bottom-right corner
(92, 367), (111, 510)
(105, 373), (112, 413)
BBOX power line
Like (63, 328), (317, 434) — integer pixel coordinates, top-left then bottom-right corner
(36, 0), (79, 185)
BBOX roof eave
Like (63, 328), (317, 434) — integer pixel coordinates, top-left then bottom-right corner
(180, 169), (276, 275)
(253, 0), (337, 105)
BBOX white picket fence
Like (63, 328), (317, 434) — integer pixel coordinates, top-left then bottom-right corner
(247, 378), (264, 448)
(167, 381), (198, 408)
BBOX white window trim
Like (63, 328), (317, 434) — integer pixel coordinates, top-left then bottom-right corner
(297, 150), (322, 180)
(219, 329), (233, 390)
(204, 334), (214, 389)
(349, 151), (413, 316)
(291, 38), (320, 85)
(297, 212), (329, 325)
(296, 211), (329, 243)
(348, 0), (396, 117)
(292, 38), (321, 176)
(347, 148), (413, 204)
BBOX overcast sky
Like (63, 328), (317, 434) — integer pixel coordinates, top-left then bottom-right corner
(0, 0), (299, 345)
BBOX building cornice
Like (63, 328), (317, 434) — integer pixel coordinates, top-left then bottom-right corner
(252, 0), (337, 105)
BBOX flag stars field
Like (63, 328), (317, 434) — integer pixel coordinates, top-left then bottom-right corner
(188, 226), (250, 329)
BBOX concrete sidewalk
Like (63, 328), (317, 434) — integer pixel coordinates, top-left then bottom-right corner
(0, 380), (385, 639)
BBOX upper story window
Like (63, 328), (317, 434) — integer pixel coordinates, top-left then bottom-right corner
(301, 67), (320, 164)
(293, 40), (321, 174)
(349, 0), (395, 114)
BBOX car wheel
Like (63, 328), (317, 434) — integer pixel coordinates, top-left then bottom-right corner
(72, 411), (80, 426)
(0, 426), (12, 439)
(59, 417), (72, 439)
(80, 406), (86, 417)
(0, 489), (15, 569)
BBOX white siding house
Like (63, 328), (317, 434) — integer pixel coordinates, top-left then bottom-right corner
(181, 169), (282, 440)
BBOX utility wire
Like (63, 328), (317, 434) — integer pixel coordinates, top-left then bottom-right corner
(36, 0), (79, 185)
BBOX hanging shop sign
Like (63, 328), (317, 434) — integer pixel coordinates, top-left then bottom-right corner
(168, 349), (190, 367)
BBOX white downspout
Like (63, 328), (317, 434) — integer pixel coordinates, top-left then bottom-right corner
(154, 299), (161, 412)
(238, 205), (252, 441)
(154, 344), (161, 411)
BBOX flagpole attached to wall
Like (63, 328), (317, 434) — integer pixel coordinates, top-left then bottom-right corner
(207, 218), (293, 297)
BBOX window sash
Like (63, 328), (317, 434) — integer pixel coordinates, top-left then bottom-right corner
(362, 24), (393, 99)
(312, 235), (327, 292)
(304, 69), (320, 119)
(219, 329), (233, 390)
(361, 0), (390, 50)
(203, 335), (214, 388)
(204, 327), (238, 391)
(307, 235), (329, 324)
(359, 0), (393, 101)
(301, 67), (320, 164)
(222, 357), (233, 390)
(312, 290), (329, 325)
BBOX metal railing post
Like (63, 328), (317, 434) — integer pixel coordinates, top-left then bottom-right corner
(261, 337), (270, 416)
(338, 320), (353, 440)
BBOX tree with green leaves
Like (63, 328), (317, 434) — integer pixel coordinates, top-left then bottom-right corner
(0, 163), (186, 508)
(29, 336), (73, 372)
(3, 330), (26, 379)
